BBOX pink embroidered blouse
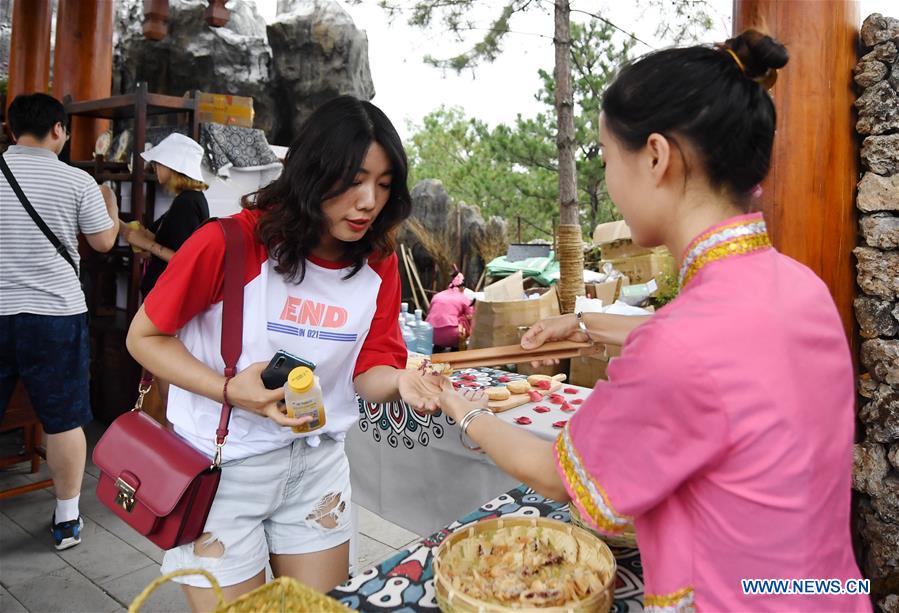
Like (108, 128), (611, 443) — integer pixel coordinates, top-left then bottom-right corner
(555, 213), (870, 612)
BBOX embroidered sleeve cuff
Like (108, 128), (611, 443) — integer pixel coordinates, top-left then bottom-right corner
(554, 423), (633, 535)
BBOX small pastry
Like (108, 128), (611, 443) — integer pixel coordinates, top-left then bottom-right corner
(527, 374), (553, 387)
(506, 379), (531, 394)
(534, 379), (552, 390)
(486, 386), (511, 401)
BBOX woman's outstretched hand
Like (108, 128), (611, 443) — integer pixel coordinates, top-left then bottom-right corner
(226, 361), (312, 429)
(396, 370), (445, 413)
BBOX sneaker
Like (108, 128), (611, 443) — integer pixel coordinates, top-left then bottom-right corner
(50, 514), (83, 550)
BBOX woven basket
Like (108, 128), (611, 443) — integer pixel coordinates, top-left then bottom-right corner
(568, 504), (638, 550)
(433, 517), (616, 612)
(128, 569), (348, 612)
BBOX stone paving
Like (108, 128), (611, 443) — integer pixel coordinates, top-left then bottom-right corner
(0, 422), (419, 612)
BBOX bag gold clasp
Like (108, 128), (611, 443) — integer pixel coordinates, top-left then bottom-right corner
(114, 477), (137, 512)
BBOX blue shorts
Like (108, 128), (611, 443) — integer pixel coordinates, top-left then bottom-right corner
(0, 313), (93, 434)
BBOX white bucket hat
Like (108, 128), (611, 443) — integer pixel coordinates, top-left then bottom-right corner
(140, 133), (205, 182)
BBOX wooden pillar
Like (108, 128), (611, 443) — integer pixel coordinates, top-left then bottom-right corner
(734, 0), (860, 344)
(52, 0), (114, 161)
(5, 0), (52, 114)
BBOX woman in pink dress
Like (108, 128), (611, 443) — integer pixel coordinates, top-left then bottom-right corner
(427, 273), (474, 349)
(437, 29), (869, 612)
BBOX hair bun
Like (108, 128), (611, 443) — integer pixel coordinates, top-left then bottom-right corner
(725, 29), (789, 80)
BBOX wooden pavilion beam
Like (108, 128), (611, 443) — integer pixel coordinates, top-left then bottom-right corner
(5, 0), (52, 116)
(51, 0), (114, 161)
(734, 0), (860, 347)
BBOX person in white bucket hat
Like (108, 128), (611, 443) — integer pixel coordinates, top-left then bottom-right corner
(120, 132), (210, 297)
(120, 133), (210, 414)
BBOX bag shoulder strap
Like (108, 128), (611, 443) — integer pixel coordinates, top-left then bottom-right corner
(0, 153), (79, 275)
(214, 217), (245, 448)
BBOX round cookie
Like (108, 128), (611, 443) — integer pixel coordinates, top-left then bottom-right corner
(506, 379), (531, 395)
(486, 386), (511, 401)
(527, 374), (553, 387)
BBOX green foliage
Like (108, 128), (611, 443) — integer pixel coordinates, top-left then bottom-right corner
(406, 19), (630, 241)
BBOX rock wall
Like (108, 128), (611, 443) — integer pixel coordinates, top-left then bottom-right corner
(113, 0), (374, 145)
(853, 13), (899, 611)
(399, 180), (508, 300)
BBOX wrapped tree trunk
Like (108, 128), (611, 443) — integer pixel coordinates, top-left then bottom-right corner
(554, 0), (585, 314)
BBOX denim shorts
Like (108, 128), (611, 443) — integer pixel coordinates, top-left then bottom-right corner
(161, 437), (353, 588)
(0, 313), (92, 434)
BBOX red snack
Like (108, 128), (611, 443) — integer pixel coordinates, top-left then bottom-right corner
(548, 393), (564, 404)
(527, 390), (543, 402)
(552, 420), (567, 429)
(571, 399), (584, 405)
(497, 375), (511, 383)
(535, 380), (552, 390)
(533, 406), (550, 414)
(514, 416), (532, 425)
(564, 387), (578, 394)
(560, 403), (576, 413)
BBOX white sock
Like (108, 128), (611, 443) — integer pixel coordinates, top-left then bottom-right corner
(55, 494), (80, 523)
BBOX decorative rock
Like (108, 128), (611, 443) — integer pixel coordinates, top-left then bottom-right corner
(861, 13), (899, 48)
(891, 61), (899, 92)
(855, 295), (899, 338)
(114, 0), (278, 134)
(860, 374), (880, 399)
(880, 594), (899, 613)
(859, 384), (899, 443)
(861, 135), (899, 175)
(267, 0), (375, 143)
(856, 81), (899, 135)
(858, 172), (899, 212)
(861, 339), (899, 386)
(873, 476), (899, 523)
(861, 41), (898, 65)
(890, 444), (899, 470)
(861, 213), (899, 250)
(854, 60), (888, 88)
(854, 441), (889, 496)
(859, 502), (899, 579)
(855, 247), (899, 298)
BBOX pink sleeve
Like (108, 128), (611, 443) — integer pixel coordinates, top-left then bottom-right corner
(554, 321), (728, 535)
(353, 253), (408, 378)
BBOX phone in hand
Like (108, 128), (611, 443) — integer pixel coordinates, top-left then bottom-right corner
(261, 350), (316, 390)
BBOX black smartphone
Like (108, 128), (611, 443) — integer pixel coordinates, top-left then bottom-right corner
(261, 350), (316, 390)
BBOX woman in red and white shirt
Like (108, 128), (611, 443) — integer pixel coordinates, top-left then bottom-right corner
(127, 96), (441, 610)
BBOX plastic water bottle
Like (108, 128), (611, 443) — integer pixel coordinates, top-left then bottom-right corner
(401, 316), (416, 351)
(401, 302), (409, 319)
(414, 309), (433, 356)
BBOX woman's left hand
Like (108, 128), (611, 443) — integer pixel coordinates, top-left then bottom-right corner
(396, 370), (445, 413)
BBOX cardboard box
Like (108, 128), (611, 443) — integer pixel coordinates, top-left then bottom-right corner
(593, 220), (654, 260)
(600, 251), (677, 293)
(196, 92), (255, 128)
(569, 342), (622, 387)
(469, 275), (561, 349)
(593, 278), (625, 306)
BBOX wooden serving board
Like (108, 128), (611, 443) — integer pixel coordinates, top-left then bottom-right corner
(431, 340), (599, 370)
(488, 374), (566, 413)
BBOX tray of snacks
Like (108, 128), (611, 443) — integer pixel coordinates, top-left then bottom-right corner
(568, 504), (638, 550)
(433, 517), (616, 612)
(485, 374), (567, 413)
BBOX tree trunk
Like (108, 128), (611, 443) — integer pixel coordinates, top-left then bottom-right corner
(554, 0), (584, 314)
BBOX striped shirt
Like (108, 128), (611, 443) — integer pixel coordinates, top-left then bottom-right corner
(0, 145), (114, 316)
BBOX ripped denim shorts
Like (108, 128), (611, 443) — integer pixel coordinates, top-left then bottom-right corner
(161, 436), (352, 587)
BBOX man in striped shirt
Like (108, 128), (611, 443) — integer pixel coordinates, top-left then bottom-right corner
(0, 93), (119, 550)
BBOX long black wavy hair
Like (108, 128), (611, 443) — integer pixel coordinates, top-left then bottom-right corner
(243, 95), (412, 282)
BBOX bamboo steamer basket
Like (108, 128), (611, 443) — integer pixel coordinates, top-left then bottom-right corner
(433, 517), (616, 612)
(129, 569), (348, 612)
(568, 504), (638, 549)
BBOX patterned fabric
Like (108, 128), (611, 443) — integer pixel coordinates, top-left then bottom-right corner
(678, 212), (771, 287)
(356, 367), (525, 450)
(200, 123), (278, 176)
(329, 485), (644, 612)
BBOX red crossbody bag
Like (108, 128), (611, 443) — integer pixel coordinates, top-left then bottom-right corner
(92, 217), (245, 550)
